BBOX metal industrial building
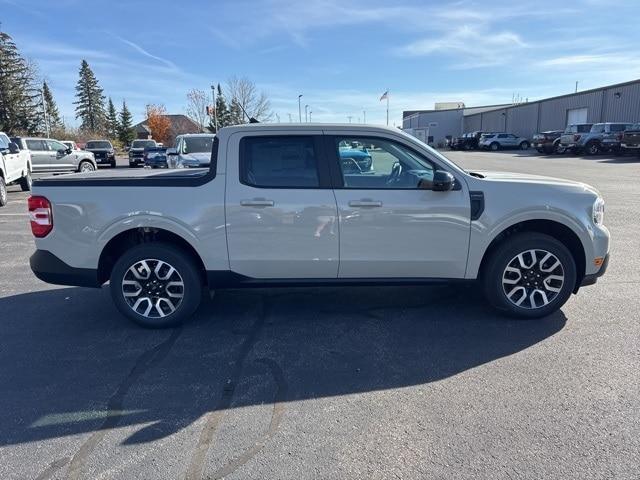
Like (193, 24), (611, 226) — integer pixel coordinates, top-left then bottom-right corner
(403, 78), (640, 147)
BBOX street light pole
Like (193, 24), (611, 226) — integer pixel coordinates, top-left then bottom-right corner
(309, 111), (312, 122)
(298, 95), (303, 122)
(363, 110), (366, 124)
(305, 104), (309, 123)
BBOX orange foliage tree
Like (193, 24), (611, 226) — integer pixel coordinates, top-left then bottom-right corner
(145, 104), (171, 144)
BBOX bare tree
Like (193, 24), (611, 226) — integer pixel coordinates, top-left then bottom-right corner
(225, 76), (273, 123)
(185, 88), (208, 131)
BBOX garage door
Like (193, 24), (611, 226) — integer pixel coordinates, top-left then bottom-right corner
(567, 107), (588, 125)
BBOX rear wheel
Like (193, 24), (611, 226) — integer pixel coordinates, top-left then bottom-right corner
(110, 243), (203, 328)
(483, 233), (576, 318)
(0, 176), (7, 207)
(519, 141), (530, 150)
(19, 170), (32, 191)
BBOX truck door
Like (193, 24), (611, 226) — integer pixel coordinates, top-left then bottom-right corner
(326, 132), (471, 279)
(225, 131), (339, 279)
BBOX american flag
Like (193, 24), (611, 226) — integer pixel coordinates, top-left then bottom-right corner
(379, 90), (389, 101)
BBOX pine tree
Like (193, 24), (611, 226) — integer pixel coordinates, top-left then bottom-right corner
(74, 59), (106, 132)
(0, 29), (41, 133)
(106, 97), (118, 139)
(228, 97), (244, 126)
(117, 100), (135, 146)
(42, 80), (62, 128)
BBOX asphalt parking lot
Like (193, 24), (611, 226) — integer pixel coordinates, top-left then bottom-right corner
(1, 151), (638, 480)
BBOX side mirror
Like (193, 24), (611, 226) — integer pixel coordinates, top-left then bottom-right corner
(8, 142), (19, 154)
(432, 170), (455, 192)
(57, 148), (67, 155)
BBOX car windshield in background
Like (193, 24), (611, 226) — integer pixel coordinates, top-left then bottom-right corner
(183, 137), (214, 154)
(86, 141), (111, 148)
(132, 140), (156, 148)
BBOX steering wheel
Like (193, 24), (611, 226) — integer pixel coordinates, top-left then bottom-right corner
(386, 161), (402, 185)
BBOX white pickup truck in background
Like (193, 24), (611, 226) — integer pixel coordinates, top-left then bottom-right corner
(0, 132), (31, 206)
(28, 124), (610, 327)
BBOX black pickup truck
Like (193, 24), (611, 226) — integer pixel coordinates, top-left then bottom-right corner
(85, 140), (116, 168)
(450, 131), (483, 150)
(128, 139), (158, 167)
(620, 123), (640, 155)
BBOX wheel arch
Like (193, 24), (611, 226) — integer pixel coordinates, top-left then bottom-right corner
(478, 219), (586, 291)
(97, 227), (207, 286)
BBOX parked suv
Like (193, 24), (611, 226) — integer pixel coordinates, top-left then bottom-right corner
(167, 134), (215, 168)
(620, 123), (640, 155)
(128, 139), (158, 167)
(560, 123), (632, 155)
(532, 130), (565, 154)
(0, 132), (32, 206)
(451, 131), (483, 150)
(85, 140), (116, 167)
(29, 124), (609, 328)
(12, 137), (96, 173)
(479, 133), (530, 151)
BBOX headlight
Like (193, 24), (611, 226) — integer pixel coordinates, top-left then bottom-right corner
(593, 197), (605, 225)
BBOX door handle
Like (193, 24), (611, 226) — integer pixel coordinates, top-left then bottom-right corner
(240, 199), (275, 207)
(349, 200), (383, 207)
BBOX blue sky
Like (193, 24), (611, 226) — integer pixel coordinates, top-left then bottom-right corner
(3, 0), (640, 126)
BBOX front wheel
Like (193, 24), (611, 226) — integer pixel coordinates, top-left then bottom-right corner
(78, 160), (95, 173)
(490, 142), (500, 151)
(482, 233), (576, 318)
(0, 176), (7, 207)
(584, 142), (599, 156)
(519, 141), (530, 150)
(19, 171), (32, 191)
(110, 243), (203, 328)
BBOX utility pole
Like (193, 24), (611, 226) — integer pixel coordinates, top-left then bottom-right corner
(41, 89), (50, 137)
(305, 104), (309, 122)
(298, 95), (303, 122)
(210, 84), (218, 132)
(363, 110), (366, 124)
(309, 111), (312, 122)
(575, 81), (579, 93)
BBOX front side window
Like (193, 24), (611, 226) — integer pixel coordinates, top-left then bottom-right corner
(590, 124), (605, 133)
(241, 136), (319, 188)
(47, 140), (67, 151)
(335, 136), (435, 189)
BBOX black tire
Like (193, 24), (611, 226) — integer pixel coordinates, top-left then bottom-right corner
(19, 170), (32, 191)
(490, 142), (500, 151)
(77, 160), (95, 173)
(554, 143), (566, 155)
(110, 159), (117, 168)
(584, 141), (599, 156)
(110, 243), (203, 328)
(0, 176), (7, 207)
(519, 141), (530, 150)
(482, 233), (576, 318)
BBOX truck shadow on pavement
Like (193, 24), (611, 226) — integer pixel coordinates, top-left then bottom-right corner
(0, 284), (566, 452)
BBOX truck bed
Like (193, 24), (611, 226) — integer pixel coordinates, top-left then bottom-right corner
(33, 167), (212, 187)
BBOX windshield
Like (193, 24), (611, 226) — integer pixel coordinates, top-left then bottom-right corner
(132, 140), (156, 148)
(182, 136), (214, 154)
(86, 141), (112, 149)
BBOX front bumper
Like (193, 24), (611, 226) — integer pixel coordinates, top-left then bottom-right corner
(579, 253), (610, 288)
(30, 250), (101, 288)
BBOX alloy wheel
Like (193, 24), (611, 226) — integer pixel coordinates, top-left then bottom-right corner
(80, 162), (95, 173)
(501, 249), (565, 309)
(122, 259), (185, 318)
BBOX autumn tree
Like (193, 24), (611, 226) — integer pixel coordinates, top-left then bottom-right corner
(74, 59), (106, 132)
(117, 100), (135, 146)
(185, 88), (208, 132)
(145, 103), (171, 144)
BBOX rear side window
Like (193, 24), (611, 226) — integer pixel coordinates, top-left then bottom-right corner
(240, 136), (320, 188)
(25, 139), (47, 151)
(591, 124), (605, 133)
(609, 124), (630, 132)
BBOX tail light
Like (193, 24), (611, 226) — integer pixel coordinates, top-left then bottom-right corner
(574, 134), (581, 142)
(28, 196), (53, 237)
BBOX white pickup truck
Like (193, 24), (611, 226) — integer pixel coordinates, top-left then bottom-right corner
(0, 132), (32, 206)
(28, 124), (610, 327)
